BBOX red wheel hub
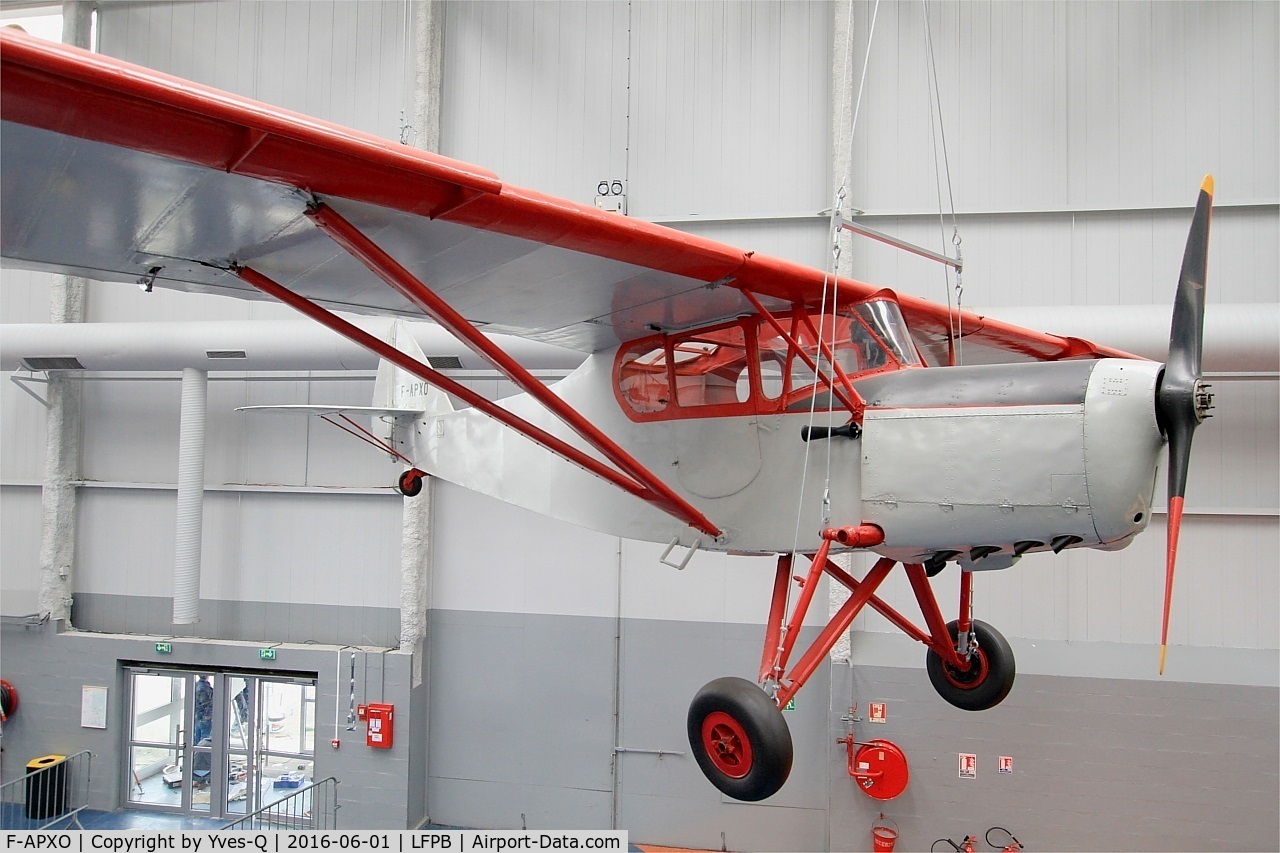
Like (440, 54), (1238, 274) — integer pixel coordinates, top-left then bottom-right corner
(701, 711), (753, 779)
(942, 646), (989, 690)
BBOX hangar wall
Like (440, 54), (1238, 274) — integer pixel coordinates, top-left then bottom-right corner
(0, 1), (1276, 849)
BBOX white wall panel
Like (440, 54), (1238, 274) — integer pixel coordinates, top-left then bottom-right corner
(441, 0), (630, 204)
(851, 207), (1277, 309)
(0, 268), (55, 325)
(0, 487), (42, 614)
(76, 489), (400, 609)
(628, 1), (830, 218)
(215, 491), (401, 608)
(847, 1), (1278, 214)
(1, 373), (50, 483)
(431, 479), (826, 627)
(666, 219), (829, 270)
(80, 379), (182, 484)
(77, 374), (391, 488)
(98, 0), (414, 140)
(850, 512), (1278, 651)
(2, 0), (1274, 667)
(76, 489), (178, 601)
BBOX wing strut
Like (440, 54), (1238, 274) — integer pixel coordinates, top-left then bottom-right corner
(740, 290), (865, 422)
(233, 263), (721, 539)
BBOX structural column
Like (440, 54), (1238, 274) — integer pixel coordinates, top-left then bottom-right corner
(831, 0), (859, 283)
(36, 1), (94, 624)
(400, 0), (445, 685)
(828, 0), (861, 655)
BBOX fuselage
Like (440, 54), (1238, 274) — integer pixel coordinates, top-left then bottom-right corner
(408, 350), (1165, 566)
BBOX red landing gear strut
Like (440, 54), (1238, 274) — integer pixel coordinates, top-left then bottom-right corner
(687, 525), (1016, 801)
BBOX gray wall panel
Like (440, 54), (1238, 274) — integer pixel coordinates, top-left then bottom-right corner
(427, 610), (616, 793)
(2, 1), (1277, 844)
(0, 626), (418, 829)
(427, 608), (837, 847)
(426, 776), (612, 833)
(620, 793), (829, 852)
(830, 661), (1278, 853)
(72, 593), (399, 647)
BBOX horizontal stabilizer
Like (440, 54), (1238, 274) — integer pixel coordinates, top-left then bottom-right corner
(236, 404), (422, 419)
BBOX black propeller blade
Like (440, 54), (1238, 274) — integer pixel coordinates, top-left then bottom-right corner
(1154, 175), (1215, 674)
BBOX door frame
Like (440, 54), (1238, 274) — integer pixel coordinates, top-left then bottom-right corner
(122, 665), (316, 819)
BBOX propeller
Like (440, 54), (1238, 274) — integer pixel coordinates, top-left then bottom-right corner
(1154, 175), (1215, 674)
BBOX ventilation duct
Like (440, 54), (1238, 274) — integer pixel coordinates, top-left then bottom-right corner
(172, 368), (207, 625)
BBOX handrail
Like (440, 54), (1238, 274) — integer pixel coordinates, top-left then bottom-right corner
(221, 776), (339, 831)
(0, 750), (92, 830)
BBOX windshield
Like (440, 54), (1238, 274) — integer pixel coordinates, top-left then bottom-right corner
(853, 299), (922, 366)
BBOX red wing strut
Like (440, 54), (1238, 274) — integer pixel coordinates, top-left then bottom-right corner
(234, 263), (721, 538)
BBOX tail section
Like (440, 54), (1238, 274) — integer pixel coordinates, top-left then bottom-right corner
(372, 320), (455, 416)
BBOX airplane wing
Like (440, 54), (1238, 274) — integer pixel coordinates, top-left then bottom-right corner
(0, 31), (1133, 365)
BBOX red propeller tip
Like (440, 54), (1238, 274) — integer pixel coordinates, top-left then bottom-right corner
(1160, 496), (1186, 674)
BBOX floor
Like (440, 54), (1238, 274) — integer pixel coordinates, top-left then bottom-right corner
(3, 807), (703, 851)
(1, 804), (228, 830)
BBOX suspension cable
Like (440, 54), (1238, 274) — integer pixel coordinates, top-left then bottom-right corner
(923, 0), (964, 364)
(781, 0), (884, 658)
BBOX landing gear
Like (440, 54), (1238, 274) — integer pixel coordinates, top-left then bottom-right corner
(687, 528), (1018, 800)
(687, 677), (793, 802)
(397, 467), (426, 497)
(925, 619), (1015, 711)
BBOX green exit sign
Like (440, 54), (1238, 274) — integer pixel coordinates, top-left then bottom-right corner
(784, 698), (796, 711)
(259, 648), (276, 660)
(155, 642), (172, 654)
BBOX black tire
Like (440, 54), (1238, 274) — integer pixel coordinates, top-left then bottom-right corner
(687, 676), (793, 801)
(397, 468), (425, 497)
(926, 620), (1015, 711)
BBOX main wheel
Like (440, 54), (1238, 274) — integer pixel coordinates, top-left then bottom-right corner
(397, 468), (426, 497)
(926, 619), (1015, 711)
(687, 676), (792, 801)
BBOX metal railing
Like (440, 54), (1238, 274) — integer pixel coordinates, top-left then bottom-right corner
(222, 777), (339, 831)
(0, 750), (92, 830)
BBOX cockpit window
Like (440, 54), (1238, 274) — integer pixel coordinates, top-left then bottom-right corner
(618, 343), (671, 413)
(615, 298), (919, 421)
(853, 299), (922, 366)
(671, 326), (749, 408)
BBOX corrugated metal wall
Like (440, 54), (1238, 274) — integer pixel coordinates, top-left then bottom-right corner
(1, 1), (418, 640)
(839, 0), (1279, 656)
(0, 0), (1275, 843)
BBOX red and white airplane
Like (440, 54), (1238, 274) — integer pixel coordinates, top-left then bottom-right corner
(0, 30), (1214, 801)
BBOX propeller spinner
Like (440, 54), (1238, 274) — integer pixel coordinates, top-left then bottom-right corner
(1155, 175), (1215, 674)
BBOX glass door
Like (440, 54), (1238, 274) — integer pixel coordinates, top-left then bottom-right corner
(125, 670), (195, 811)
(125, 669), (227, 816)
(124, 668), (316, 818)
(224, 675), (255, 819)
(254, 680), (316, 811)
(188, 671), (218, 815)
